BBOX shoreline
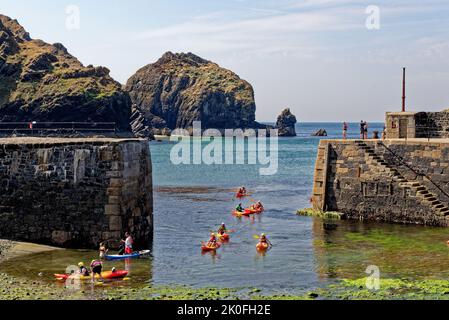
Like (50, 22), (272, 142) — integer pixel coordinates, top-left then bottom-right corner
(0, 240), (62, 263)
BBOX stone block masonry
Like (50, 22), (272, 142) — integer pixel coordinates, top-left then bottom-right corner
(311, 139), (449, 227)
(0, 137), (153, 249)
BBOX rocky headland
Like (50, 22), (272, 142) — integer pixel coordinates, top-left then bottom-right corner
(126, 52), (268, 137)
(0, 15), (132, 132)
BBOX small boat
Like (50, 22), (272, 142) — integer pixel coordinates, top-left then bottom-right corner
(105, 250), (151, 261)
(256, 242), (269, 252)
(244, 207), (264, 215)
(201, 242), (221, 252)
(54, 270), (128, 281)
(233, 210), (251, 217)
(216, 233), (230, 241)
(235, 193), (248, 199)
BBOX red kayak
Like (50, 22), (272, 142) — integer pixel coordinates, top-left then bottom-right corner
(256, 242), (269, 252)
(235, 192), (248, 199)
(54, 270), (128, 281)
(244, 207), (264, 215)
(201, 242), (221, 252)
(233, 210), (251, 217)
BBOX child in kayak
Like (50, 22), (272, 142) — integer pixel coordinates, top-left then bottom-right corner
(90, 259), (104, 281)
(254, 201), (264, 211)
(235, 203), (244, 213)
(78, 262), (90, 276)
(259, 233), (272, 247)
(207, 233), (218, 247)
(237, 186), (247, 196)
(218, 223), (227, 235)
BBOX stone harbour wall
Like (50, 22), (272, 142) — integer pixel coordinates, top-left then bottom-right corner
(312, 139), (449, 226)
(0, 138), (153, 249)
(415, 111), (449, 138)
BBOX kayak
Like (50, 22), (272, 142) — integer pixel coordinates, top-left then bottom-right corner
(105, 250), (151, 261)
(216, 233), (230, 241)
(256, 242), (269, 251)
(233, 210), (251, 217)
(201, 242), (221, 252)
(55, 270), (128, 281)
(235, 193), (248, 199)
(244, 207), (264, 215)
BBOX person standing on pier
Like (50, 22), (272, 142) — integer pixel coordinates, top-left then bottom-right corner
(360, 121), (365, 139)
(364, 121), (369, 139)
(343, 122), (348, 139)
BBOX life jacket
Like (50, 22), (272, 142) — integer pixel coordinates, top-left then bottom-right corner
(91, 261), (102, 268)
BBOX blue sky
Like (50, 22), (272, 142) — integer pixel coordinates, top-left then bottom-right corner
(1, 0), (449, 122)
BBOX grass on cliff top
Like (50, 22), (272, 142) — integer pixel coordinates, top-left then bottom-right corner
(4, 40), (120, 107)
(164, 60), (254, 103)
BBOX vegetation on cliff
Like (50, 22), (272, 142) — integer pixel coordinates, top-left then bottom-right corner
(126, 52), (266, 136)
(0, 15), (131, 131)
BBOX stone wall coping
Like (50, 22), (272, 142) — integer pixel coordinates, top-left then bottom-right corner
(0, 137), (148, 146)
(386, 111), (417, 116)
(321, 138), (449, 146)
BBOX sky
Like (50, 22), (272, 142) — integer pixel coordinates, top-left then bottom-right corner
(1, 0), (449, 122)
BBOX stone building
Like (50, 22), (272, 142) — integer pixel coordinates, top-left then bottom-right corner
(386, 110), (449, 139)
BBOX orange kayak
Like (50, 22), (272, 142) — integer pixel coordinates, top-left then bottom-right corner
(216, 233), (230, 241)
(54, 270), (128, 281)
(233, 210), (249, 217)
(201, 242), (221, 252)
(245, 207), (264, 215)
(256, 242), (269, 251)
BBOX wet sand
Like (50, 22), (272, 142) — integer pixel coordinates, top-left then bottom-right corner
(0, 240), (61, 263)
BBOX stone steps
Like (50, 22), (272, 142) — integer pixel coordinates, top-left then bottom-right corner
(355, 140), (449, 216)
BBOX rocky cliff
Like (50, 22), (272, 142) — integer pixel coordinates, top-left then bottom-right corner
(0, 15), (131, 131)
(126, 52), (265, 136)
(275, 108), (297, 137)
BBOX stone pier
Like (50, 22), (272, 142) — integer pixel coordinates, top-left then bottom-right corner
(311, 139), (449, 226)
(0, 137), (153, 249)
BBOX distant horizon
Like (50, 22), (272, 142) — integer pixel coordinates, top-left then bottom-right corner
(1, 1), (448, 122)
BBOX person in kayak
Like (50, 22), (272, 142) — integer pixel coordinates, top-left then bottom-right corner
(99, 242), (108, 259)
(218, 223), (227, 235)
(235, 203), (244, 213)
(78, 262), (90, 276)
(253, 201), (264, 211)
(90, 259), (104, 281)
(259, 233), (272, 247)
(237, 186), (247, 196)
(120, 232), (134, 254)
(207, 233), (218, 247)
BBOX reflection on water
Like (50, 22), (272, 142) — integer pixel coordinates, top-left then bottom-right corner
(312, 219), (449, 280)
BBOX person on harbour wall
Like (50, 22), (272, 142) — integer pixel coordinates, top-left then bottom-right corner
(342, 122), (348, 139)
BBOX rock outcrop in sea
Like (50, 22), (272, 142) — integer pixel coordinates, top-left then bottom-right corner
(0, 15), (132, 131)
(275, 108), (297, 137)
(126, 52), (267, 137)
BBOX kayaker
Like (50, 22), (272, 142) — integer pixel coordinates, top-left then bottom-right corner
(235, 203), (244, 213)
(259, 233), (272, 247)
(254, 201), (264, 210)
(207, 233), (217, 247)
(99, 242), (108, 259)
(121, 232), (134, 254)
(90, 259), (104, 281)
(218, 223), (227, 235)
(238, 186), (247, 195)
(78, 262), (89, 276)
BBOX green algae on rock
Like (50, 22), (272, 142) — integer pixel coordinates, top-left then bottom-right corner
(297, 208), (343, 220)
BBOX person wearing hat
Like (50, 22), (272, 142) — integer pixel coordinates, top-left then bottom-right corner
(218, 223), (227, 236)
(78, 262), (89, 276)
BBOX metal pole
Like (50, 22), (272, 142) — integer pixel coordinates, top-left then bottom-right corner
(402, 67), (406, 112)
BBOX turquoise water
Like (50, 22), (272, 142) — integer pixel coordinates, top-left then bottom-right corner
(13, 121), (449, 297)
(150, 122), (385, 293)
